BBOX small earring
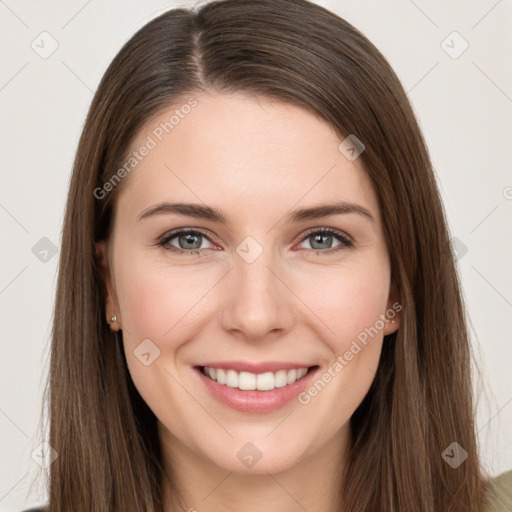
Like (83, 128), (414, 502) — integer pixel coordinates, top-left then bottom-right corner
(110, 316), (117, 323)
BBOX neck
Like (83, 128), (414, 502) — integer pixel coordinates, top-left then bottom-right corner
(159, 423), (349, 512)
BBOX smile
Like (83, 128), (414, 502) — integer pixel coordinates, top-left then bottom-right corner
(201, 366), (311, 391)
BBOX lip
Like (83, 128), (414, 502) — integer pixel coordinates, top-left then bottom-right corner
(196, 360), (314, 373)
(194, 364), (320, 413)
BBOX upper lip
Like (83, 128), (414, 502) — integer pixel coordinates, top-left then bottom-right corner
(196, 361), (318, 373)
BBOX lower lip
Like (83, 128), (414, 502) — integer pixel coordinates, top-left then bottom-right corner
(194, 366), (319, 413)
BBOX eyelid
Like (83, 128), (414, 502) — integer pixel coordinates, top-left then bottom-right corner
(294, 226), (353, 252)
(298, 226), (352, 242)
(157, 226), (353, 255)
(157, 227), (219, 251)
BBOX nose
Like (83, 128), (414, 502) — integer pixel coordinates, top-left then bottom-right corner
(219, 249), (297, 342)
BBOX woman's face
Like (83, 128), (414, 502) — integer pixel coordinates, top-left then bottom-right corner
(96, 92), (400, 475)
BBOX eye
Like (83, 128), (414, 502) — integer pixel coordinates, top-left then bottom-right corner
(156, 227), (353, 256)
(296, 228), (353, 254)
(157, 229), (217, 255)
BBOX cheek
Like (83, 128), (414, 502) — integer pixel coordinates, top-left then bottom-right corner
(294, 256), (391, 349)
(114, 259), (207, 425)
(113, 257), (220, 409)
(295, 266), (389, 421)
(115, 257), (214, 343)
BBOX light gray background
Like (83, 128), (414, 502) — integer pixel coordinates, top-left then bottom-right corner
(1, 0), (511, 509)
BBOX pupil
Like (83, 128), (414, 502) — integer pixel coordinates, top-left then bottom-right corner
(311, 233), (331, 250)
(180, 233), (201, 249)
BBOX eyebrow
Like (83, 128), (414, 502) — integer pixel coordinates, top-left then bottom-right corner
(137, 201), (375, 224)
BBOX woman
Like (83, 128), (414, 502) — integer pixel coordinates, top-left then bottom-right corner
(26, 0), (512, 510)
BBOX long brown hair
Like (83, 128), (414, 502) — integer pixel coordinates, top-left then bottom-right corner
(39, 0), (492, 510)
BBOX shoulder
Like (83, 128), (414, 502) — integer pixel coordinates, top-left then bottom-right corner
(483, 470), (512, 512)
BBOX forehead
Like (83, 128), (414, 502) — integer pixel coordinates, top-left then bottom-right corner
(115, 92), (379, 225)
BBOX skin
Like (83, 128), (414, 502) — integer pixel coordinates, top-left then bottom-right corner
(96, 91), (400, 512)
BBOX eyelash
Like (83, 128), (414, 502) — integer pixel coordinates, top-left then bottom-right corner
(156, 227), (353, 256)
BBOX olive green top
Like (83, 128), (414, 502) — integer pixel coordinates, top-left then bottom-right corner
(484, 470), (512, 511)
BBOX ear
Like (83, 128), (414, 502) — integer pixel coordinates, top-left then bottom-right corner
(383, 281), (401, 336)
(95, 240), (121, 330)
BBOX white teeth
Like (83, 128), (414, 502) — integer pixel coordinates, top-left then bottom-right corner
(256, 372), (274, 391)
(226, 369), (238, 388)
(216, 368), (226, 385)
(239, 371), (256, 390)
(274, 369), (288, 388)
(202, 366), (310, 390)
